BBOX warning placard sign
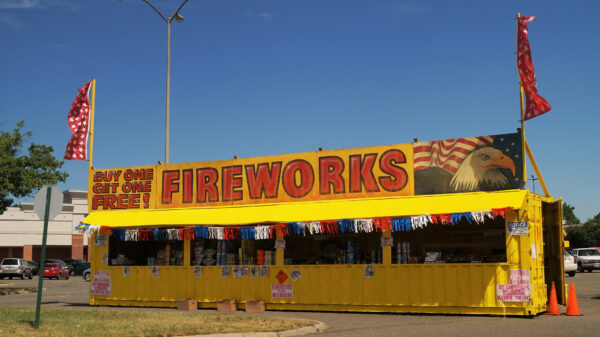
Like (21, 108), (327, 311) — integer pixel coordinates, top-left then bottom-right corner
(271, 284), (293, 298)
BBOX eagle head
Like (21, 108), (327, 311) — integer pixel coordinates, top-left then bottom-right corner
(449, 146), (517, 192)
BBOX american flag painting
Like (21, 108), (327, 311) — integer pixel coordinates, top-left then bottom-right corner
(414, 136), (494, 174)
(413, 133), (523, 195)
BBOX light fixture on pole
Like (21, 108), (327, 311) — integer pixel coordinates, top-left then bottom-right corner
(136, 0), (190, 164)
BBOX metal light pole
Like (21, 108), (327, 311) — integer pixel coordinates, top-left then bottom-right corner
(140, 0), (189, 164)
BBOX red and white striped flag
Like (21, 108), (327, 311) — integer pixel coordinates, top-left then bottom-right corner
(517, 16), (551, 120)
(413, 136), (494, 174)
(64, 81), (91, 160)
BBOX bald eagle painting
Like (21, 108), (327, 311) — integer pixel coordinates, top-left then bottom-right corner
(414, 134), (523, 195)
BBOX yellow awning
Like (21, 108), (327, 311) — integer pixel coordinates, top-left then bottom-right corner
(82, 189), (527, 227)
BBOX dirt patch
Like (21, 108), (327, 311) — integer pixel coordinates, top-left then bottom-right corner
(0, 287), (38, 296)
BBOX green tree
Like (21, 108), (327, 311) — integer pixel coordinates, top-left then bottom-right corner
(0, 120), (69, 214)
(562, 202), (580, 224)
(566, 226), (589, 248)
(566, 213), (600, 248)
(590, 212), (600, 224)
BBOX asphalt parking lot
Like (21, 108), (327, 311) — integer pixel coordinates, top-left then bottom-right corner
(1, 272), (599, 336)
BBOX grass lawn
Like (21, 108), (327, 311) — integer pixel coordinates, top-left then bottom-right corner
(0, 306), (315, 337)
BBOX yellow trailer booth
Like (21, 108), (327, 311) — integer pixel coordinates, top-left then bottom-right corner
(81, 131), (564, 316)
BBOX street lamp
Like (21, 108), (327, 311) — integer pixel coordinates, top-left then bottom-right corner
(139, 0), (190, 164)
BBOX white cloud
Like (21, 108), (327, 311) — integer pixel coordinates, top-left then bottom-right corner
(48, 42), (66, 49)
(0, 0), (78, 11)
(0, 12), (21, 28)
(245, 10), (272, 20)
(0, 0), (41, 9)
(391, 4), (430, 17)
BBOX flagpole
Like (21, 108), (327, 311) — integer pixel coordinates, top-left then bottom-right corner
(516, 12), (527, 189)
(88, 78), (96, 171)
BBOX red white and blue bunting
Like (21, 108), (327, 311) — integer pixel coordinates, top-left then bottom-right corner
(75, 207), (513, 241)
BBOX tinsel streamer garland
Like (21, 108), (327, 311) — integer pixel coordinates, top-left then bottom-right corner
(125, 229), (138, 241)
(452, 212), (473, 225)
(241, 227), (255, 240)
(255, 226), (270, 240)
(410, 215), (431, 229)
(83, 225), (100, 236)
(337, 219), (355, 233)
(98, 226), (112, 235)
(491, 207), (513, 218)
(80, 207), (511, 241)
(269, 225), (278, 239)
(450, 213), (462, 225)
(276, 223), (289, 237)
(320, 220), (338, 235)
(471, 211), (493, 224)
(432, 214), (452, 225)
(138, 229), (153, 241)
(355, 219), (374, 233)
(223, 227), (238, 240)
(152, 229), (168, 241)
(373, 218), (392, 232)
(392, 217), (412, 232)
(208, 227), (224, 240)
(112, 228), (126, 241)
(167, 229), (180, 241)
(307, 222), (321, 235)
(195, 226), (209, 239)
(288, 222), (305, 236)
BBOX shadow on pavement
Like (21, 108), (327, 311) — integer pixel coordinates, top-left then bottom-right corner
(63, 303), (92, 307)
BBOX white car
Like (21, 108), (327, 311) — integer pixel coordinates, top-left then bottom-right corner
(571, 248), (600, 272)
(564, 251), (576, 277)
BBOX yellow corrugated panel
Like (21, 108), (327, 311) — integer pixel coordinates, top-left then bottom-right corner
(83, 189), (527, 227)
(91, 264), (537, 316)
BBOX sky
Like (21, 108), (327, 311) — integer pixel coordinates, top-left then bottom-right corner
(1, 0), (599, 222)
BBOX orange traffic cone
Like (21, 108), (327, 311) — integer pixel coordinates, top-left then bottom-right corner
(566, 282), (582, 316)
(545, 281), (560, 315)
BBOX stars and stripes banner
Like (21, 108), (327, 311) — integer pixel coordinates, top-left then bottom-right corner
(64, 81), (92, 160)
(75, 207), (514, 240)
(517, 16), (551, 121)
(413, 136), (494, 174)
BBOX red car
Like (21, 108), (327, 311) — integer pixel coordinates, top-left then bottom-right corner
(43, 263), (70, 280)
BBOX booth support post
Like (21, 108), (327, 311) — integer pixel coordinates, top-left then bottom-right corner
(183, 238), (190, 266)
(382, 230), (392, 265)
(516, 12), (527, 188)
(276, 231), (284, 266)
(524, 139), (550, 197)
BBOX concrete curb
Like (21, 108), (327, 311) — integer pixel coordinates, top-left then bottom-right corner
(188, 320), (328, 337)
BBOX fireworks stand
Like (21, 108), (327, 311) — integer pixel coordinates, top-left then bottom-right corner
(81, 131), (564, 316)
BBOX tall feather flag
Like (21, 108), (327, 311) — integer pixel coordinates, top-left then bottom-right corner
(64, 81), (92, 160)
(517, 16), (551, 120)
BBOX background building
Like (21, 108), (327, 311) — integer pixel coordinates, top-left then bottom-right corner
(0, 190), (88, 261)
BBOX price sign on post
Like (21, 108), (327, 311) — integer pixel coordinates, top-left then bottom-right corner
(33, 185), (63, 329)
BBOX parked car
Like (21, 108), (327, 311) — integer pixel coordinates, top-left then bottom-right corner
(39, 259), (72, 274)
(564, 250), (577, 277)
(82, 268), (90, 281)
(24, 260), (39, 276)
(571, 248), (600, 272)
(42, 263), (70, 280)
(63, 258), (90, 276)
(0, 258), (33, 280)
